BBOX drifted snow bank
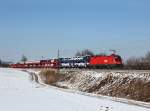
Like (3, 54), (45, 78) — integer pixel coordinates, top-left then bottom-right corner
(56, 71), (150, 102)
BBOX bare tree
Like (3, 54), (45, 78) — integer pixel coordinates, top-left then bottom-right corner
(21, 55), (27, 63)
(75, 51), (82, 57)
(82, 49), (94, 56)
(0, 59), (10, 67)
(125, 51), (150, 70)
(143, 52), (150, 69)
(0, 59), (1, 66)
(75, 49), (94, 56)
(145, 52), (150, 63)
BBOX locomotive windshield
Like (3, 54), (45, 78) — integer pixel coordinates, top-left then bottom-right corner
(115, 55), (122, 62)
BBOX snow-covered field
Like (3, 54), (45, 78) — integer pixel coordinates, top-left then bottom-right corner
(0, 68), (149, 111)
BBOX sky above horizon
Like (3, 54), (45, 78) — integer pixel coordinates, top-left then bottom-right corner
(0, 0), (150, 62)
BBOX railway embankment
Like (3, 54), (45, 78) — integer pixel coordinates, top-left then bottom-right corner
(39, 69), (150, 103)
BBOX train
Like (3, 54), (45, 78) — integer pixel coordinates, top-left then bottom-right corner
(10, 54), (123, 69)
(10, 59), (59, 69)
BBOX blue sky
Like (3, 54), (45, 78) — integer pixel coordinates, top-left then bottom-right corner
(0, 0), (150, 62)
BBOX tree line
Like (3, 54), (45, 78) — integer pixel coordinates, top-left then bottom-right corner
(0, 59), (10, 67)
(125, 52), (150, 70)
(75, 49), (106, 56)
(0, 54), (28, 68)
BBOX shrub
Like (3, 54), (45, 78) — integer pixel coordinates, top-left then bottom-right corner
(39, 69), (60, 84)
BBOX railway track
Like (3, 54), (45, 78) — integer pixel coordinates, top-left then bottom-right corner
(60, 68), (150, 73)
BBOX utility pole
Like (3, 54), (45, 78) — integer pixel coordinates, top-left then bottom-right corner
(57, 49), (60, 73)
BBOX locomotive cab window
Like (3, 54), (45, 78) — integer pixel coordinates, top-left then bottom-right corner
(115, 56), (122, 62)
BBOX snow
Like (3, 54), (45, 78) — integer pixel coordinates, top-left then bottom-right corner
(56, 70), (150, 92)
(0, 68), (149, 111)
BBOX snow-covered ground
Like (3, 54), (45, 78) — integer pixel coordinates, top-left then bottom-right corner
(0, 68), (149, 111)
(53, 70), (150, 102)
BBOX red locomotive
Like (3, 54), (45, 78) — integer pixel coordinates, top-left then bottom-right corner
(88, 54), (122, 68)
